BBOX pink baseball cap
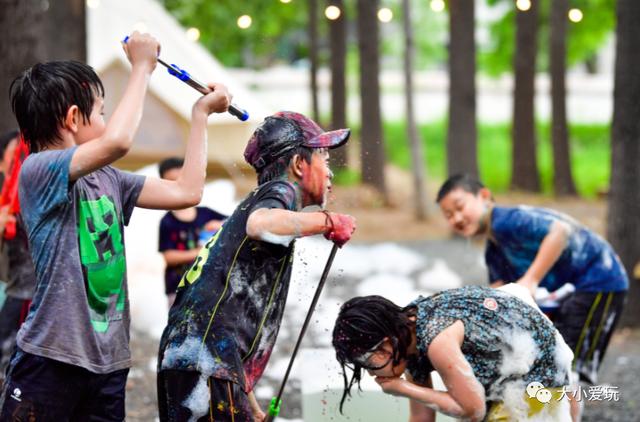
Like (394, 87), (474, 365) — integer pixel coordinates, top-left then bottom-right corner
(244, 111), (350, 171)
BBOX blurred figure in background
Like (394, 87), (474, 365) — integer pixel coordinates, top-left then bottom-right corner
(0, 129), (36, 390)
(158, 157), (226, 309)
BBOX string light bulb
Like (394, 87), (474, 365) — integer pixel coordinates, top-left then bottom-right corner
(568, 8), (583, 23)
(378, 7), (393, 23)
(186, 27), (200, 42)
(237, 15), (252, 29)
(516, 0), (531, 12)
(430, 0), (445, 13)
(325, 5), (341, 20)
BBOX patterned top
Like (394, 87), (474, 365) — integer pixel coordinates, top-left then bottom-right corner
(486, 206), (628, 293)
(407, 286), (570, 403)
(158, 180), (298, 392)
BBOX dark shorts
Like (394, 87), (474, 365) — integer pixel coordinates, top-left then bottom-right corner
(0, 297), (30, 383)
(555, 291), (626, 385)
(158, 370), (253, 422)
(0, 349), (129, 421)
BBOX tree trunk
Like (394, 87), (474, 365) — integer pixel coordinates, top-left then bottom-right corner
(549, 0), (577, 195)
(309, 0), (320, 123)
(43, 0), (86, 62)
(608, 0), (640, 327)
(447, 0), (478, 177)
(402, 0), (427, 220)
(511, 0), (540, 192)
(328, 0), (349, 170)
(357, 0), (387, 200)
(0, 0), (48, 133)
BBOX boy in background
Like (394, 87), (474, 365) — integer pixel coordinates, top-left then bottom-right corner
(0, 32), (231, 420)
(437, 173), (628, 421)
(157, 111), (356, 421)
(158, 157), (226, 308)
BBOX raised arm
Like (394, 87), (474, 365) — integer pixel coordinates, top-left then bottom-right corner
(517, 220), (571, 294)
(136, 83), (231, 209)
(69, 32), (159, 181)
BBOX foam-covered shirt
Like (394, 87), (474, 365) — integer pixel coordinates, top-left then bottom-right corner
(407, 286), (570, 402)
(485, 206), (628, 293)
(17, 147), (145, 373)
(158, 180), (298, 392)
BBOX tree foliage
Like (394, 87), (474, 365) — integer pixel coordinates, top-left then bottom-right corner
(160, 0), (309, 67)
(378, 2), (448, 70)
(481, 0), (615, 76)
(161, 0), (451, 70)
(160, 1), (614, 75)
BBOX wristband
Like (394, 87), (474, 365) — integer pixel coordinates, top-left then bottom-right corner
(321, 210), (335, 233)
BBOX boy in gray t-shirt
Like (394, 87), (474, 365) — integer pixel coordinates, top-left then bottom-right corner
(0, 32), (232, 421)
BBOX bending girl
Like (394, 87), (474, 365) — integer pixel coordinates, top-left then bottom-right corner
(332, 286), (573, 421)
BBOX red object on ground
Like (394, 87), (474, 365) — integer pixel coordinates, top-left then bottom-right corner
(0, 134), (29, 240)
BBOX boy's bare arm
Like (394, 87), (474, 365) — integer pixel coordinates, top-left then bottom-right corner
(246, 208), (356, 246)
(517, 220), (571, 294)
(69, 32), (158, 181)
(162, 249), (200, 266)
(136, 83), (230, 210)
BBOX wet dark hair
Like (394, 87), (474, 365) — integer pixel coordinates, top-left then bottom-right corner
(10, 61), (105, 153)
(257, 145), (314, 185)
(436, 173), (486, 203)
(332, 295), (415, 413)
(0, 129), (19, 157)
(159, 157), (184, 178)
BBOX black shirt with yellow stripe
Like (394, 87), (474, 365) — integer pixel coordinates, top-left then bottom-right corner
(158, 180), (298, 392)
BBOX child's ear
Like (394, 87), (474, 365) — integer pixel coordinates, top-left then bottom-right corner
(290, 154), (304, 178)
(63, 105), (80, 133)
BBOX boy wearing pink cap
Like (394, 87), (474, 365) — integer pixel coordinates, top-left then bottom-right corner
(157, 111), (356, 421)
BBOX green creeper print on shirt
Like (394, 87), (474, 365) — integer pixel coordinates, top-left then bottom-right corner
(77, 195), (126, 333)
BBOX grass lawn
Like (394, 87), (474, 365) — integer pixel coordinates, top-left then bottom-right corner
(336, 120), (610, 198)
